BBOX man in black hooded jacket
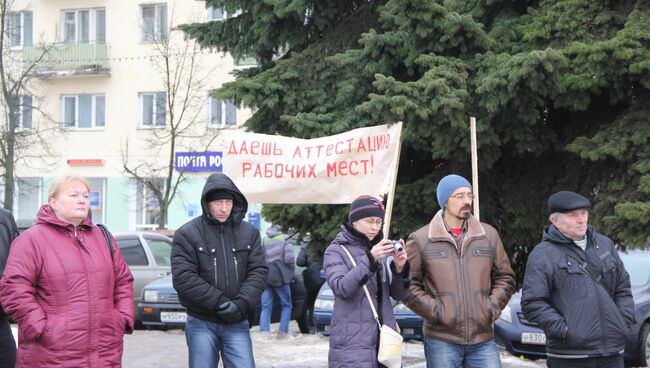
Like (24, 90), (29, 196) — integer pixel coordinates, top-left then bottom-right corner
(172, 173), (268, 368)
(521, 191), (635, 368)
(0, 208), (18, 368)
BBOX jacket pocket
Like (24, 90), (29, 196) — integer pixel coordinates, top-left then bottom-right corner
(39, 315), (63, 351)
(423, 248), (448, 260)
(556, 256), (589, 299)
(473, 247), (495, 257)
(473, 290), (494, 333)
(232, 243), (251, 283)
(194, 245), (214, 284)
(600, 255), (619, 291)
(430, 291), (458, 330)
(112, 309), (125, 335)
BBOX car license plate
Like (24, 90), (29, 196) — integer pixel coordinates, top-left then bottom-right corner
(401, 328), (414, 335)
(521, 332), (546, 345)
(160, 311), (187, 323)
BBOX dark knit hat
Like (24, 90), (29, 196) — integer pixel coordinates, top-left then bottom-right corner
(548, 191), (591, 214)
(206, 190), (234, 202)
(436, 174), (472, 209)
(348, 195), (385, 224)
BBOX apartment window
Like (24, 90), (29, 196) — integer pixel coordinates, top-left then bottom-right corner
(6, 11), (33, 48)
(15, 177), (41, 222)
(6, 95), (33, 130)
(15, 96), (32, 130)
(141, 4), (167, 42)
(207, 6), (224, 21)
(62, 8), (106, 44)
(207, 6), (241, 21)
(208, 97), (237, 127)
(135, 179), (165, 228)
(139, 92), (166, 127)
(61, 94), (106, 129)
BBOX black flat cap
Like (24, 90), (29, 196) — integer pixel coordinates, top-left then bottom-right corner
(548, 191), (591, 213)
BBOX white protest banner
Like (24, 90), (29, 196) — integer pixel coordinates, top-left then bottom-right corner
(214, 122), (403, 204)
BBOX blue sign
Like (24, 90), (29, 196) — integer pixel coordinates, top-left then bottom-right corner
(187, 204), (199, 217)
(89, 191), (101, 209)
(247, 212), (261, 230)
(175, 151), (223, 172)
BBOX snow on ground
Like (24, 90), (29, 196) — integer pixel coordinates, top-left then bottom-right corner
(13, 323), (545, 367)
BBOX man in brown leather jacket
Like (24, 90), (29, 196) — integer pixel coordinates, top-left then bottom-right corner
(405, 174), (515, 368)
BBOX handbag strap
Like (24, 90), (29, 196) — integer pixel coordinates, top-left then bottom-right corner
(554, 240), (612, 296)
(339, 245), (382, 328)
(97, 223), (114, 261)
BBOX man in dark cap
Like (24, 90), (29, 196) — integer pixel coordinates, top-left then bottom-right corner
(521, 191), (635, 368)
(405, 174), (515, 367)
(171, 173), (268, 368)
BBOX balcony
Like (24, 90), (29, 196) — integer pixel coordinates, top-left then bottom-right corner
(22, 43), (110, 77)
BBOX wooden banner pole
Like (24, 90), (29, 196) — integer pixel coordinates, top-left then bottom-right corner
(383, 121), (403, 237)
(470, 117), (480, 221)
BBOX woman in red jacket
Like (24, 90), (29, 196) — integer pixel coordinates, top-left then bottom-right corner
(0, 176), (134, 367)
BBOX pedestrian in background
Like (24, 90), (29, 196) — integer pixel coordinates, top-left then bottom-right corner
(259, 225), (294, 336)
(172, 173), (268, 368)
(296, 243), (324, 334)
(521, 191), (635, 368)
(0, 208), (18, 368)
(324, 195), (410, 368)
(405, 174), (515, 368)
(0, 176), (134, 367)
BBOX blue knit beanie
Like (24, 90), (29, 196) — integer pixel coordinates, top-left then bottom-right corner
(436, 174), (472, 209)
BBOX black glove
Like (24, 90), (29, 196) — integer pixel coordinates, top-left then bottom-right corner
(216, 301), (243, 322)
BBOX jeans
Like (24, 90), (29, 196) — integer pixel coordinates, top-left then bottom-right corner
(547, 354), (624, 368)
(185, 315), (255, 368)
(259, 284), (292, 333)
(0, 315), (16, 368)
(423, 337), (501, 368)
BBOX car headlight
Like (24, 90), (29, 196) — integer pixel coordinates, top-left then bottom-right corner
(499, 305), (512, 324)
(314, 299), (334, 310)
(392, 302), (412, 314)
(143, 289), (159, 302)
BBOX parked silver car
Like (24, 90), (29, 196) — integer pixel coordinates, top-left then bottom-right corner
(113, 231), (172, 324)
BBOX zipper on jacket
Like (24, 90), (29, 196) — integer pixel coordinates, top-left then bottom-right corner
(212, 249), (218, 286)
(219, 232), (230, 291)
(459, 256), (470, 344)
(591, 252), (608, 350)
(233, 250), (239, 283)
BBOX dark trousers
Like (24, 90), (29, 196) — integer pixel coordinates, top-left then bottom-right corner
(0, 315), (16, 368)
(547, 354), (624, 368)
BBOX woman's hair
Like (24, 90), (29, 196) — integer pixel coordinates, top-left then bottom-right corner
(48, 176), (91, 200)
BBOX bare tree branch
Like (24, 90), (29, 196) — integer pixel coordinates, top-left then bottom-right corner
(122, 8), (222, 229)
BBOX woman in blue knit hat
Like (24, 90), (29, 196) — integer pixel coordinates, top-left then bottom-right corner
(323, 195), (410, 368)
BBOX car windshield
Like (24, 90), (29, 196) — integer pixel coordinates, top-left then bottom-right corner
(620, 251), (650, 287)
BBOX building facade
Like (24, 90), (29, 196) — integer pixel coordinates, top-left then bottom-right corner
(3, 0), (263, 231)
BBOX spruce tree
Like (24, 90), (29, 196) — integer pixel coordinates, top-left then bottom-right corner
(183, 0), (650, 261)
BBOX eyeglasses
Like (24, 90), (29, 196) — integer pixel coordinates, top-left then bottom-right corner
(362, 218), (383, 226)
(450, 192), (474, 200)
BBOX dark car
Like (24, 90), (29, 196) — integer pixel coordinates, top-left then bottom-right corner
(312, 281), (423, 340)
(495, 249), (650, 367)
(138, 240), (308, 329)
(138, 272), (306, 328)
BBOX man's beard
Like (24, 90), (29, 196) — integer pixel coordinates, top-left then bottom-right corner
(458, 206), (472, 219)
